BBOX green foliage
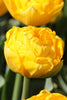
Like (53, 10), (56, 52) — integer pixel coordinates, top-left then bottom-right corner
(0, 75), (5, 88)
(1, 70), (15, 100)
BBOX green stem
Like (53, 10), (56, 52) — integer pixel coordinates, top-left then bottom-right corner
(12, 74), (22, 100)
(21, 77), (30, 99)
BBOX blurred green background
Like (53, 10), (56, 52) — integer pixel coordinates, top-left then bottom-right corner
(0, 0), (67, 100)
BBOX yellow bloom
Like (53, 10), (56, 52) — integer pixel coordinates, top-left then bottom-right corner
(24, 90), (67, 100)
(4, 26), (64, 78)
(3, 0), (64, 26)
(0, 0), (8, 16)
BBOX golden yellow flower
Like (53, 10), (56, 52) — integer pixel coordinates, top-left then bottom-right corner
(0, 0), (8, 16)
(24, 90), (67, 100)
(4, 26), (64, 78)
(3, 0), (64, 26)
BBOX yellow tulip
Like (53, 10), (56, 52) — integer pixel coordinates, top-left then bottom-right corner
(4, 26), (64, 78)
(3, 0), (64, 26)
(0, 0), (8, 16)
(24, 90), (67, 100)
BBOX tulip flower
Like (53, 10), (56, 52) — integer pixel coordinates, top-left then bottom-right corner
(24, 90), (67, 100)
(4, 26), (64, 78)
(0, 0), (7, 16)
(3, 0), (64, 26)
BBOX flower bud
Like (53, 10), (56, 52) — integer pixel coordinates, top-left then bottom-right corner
(3, 0), (64, 26)
(4, 26), (64, 78)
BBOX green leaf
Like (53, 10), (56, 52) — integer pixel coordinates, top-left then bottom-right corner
(0, 35), (6, 76)
(61, 66), (67, 83)
(58, 75), (67, 94)
(0, 75), (5, 88)
(8, 19), (21, 27)
(5, 65), (10, 76)
(1, 70), (15, 100)
(63, 0), (67, 17)
(44, 78), (54, 91)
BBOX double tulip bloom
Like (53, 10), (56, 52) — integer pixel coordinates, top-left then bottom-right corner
(3, 0), (64, 78)
(24, 90), (67, 100)
(0, 0), (7, 16)
(4, 26), (64, 78)
(3, 0), (64, 26)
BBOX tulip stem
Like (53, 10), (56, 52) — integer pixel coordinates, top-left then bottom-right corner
(21, 76), (30, 99)
(12, 74), (22, 100)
